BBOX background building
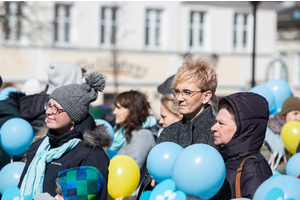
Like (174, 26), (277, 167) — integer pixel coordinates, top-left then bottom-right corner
(0, 1), (281, 118)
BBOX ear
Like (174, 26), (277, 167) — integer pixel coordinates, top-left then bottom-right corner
(202, 91), (212, 104)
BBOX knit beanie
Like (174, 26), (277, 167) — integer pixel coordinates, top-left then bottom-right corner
(46, 61), (83, 94)
(58, 166), (104, 200)
(50, 72), (106, 123)
(21, 78), (44, 95)
(280, 96), (300, 116)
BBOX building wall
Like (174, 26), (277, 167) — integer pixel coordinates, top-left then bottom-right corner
(0, 1), (279, 118)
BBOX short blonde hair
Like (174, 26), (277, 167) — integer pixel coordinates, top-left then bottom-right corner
(171, 55), (218, 95)
(160, 94), (181, 117)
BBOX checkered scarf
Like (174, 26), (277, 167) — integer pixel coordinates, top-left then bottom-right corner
(58, 166), (104, 200)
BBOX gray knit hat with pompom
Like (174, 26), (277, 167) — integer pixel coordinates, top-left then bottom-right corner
(50, 72), (106, 123)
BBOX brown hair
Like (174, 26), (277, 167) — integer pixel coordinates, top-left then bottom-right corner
(171, 55), (218, 95)
(160, 94), (181, 118)
(114, 90), (151, 140)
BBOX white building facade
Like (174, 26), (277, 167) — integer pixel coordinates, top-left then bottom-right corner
(0, 1), (279, 117)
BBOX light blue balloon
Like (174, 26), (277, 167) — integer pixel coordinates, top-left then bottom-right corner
(171, 144), (225, 200)
(95, 119), (114, 139)
(147, 142), (183, 183)
(0, 118), (34, 156)
(0, 162), (25, 194)
(253, 175), (300, 200)
(0, 87), (19, 101)
(286, 153), (300, 178)
(1, 186), (20, 200)
(264, 79), (292, 113)
(249, 86), (277, 115)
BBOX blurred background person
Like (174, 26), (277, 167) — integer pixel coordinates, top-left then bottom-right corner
(18, 72), (111, 199)
(158, 94), (182, 137)
(263, 96), (300, 173)
(109, 90), (157, 196)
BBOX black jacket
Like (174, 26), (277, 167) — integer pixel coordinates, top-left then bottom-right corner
(212, 92), (272, 200)
(18, 114), (112, 200)
(19, 93), (49, 134)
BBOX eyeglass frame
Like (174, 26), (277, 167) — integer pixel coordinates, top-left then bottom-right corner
(170, 88), (205, 100)
(44, 103), (65, 115)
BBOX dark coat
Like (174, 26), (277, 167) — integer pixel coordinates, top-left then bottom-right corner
(212, 92), (272, 200)
(19, 93), (49, 134)
(158, 104), (216, 149)
(18, 114), (112, 200)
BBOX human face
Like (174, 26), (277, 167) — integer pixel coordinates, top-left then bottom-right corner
(159, 104), (182, 128)
(45, 99), (74, 135)
(211, 108), (237, 147)
(285, 110), (300, 122)
(174, 81), (211, 121)
(113, 103), (130, 125)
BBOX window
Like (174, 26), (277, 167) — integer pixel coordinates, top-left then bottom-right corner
(145, 9), (162, 47)
(54, 4), (72, 43)
(100, 6), (118, 45)
(233, 13), (249, 51)
(2, 1), (23, 41)
(189, 11), (205, 48)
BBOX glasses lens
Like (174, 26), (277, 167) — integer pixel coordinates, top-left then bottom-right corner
(171, 89), (178, 98)
(44, 103), (49, 111)
(182, 90), (191, 99)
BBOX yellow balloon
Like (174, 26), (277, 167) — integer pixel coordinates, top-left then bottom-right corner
(281, 121), (300, 155)
(108, 155), (140, 199)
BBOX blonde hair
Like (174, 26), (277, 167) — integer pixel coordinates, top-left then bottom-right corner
(160, 94), (181, 118)
(171, 55), (218, 95)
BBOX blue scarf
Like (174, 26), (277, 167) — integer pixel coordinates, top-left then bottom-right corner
(20, 136), (81, 196)
(109, 116), (157, 152)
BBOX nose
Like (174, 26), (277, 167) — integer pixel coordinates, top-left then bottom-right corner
(113, 108), (117, 115)
(176, 92), (185, 101)
(45, 107), (52, 115)
(211, 123), (217, 132)
(296, 114), (300, 121)
(159, 118), (164, 125)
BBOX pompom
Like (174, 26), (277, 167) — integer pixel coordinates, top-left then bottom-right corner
(85, 72), (107, 92)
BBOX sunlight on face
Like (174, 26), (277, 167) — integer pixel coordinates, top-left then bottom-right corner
(211, 108), (237, 146)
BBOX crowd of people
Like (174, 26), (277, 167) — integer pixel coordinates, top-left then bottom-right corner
(0, 54), (299, 200)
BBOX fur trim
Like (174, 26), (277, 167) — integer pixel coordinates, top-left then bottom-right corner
(83, 124), (113, 149)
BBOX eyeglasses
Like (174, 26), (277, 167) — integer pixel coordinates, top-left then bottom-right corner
(44, 103), (65, 115)
(171, 88), (203, 100)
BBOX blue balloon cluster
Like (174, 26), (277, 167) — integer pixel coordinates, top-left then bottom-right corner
(253, 175), (300, 200)
(147, 143), (225, 199)
(0, 118), (34, 156)
(147, 142), (183, 183)
(249, 79), (292, 115)
(0, 162), (25, 194)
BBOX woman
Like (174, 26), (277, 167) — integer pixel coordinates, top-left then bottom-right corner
(109, 90), (157, 195)
(211, 92), (272, 199)
(158, 94), (182, 137)
(18, 72), (112, 200)
(264, 96), (300, 171)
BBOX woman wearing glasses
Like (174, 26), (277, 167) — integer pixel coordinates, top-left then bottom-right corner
(136, 55), (218, 200)
(18, 72), (112, 200)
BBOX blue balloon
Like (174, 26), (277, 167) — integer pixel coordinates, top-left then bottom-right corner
(253, 175), (300, 200)
(105, 148), (119, 160)
(0, 87), (19, 101)
(95, 119), (114, 139)
(286, 153), (300, 178)
(0, 118), (34, 156)
(147, 142), (183, 183)
(0, 162), (25, 194)
(2, 186), (20, 200)
(249, 86), (276, 115)
(264, 79), (292, 113)
(171, 144), (225, 199)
